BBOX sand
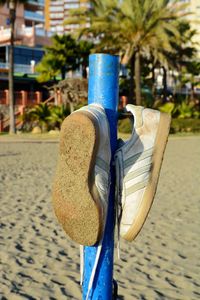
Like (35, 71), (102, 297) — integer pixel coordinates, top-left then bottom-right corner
(0, 136), (200, 300)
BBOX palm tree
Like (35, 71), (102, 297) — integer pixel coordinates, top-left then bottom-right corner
(28, 103), (52, 132)
(36, 52), (61, 83)
(36, 35), (93, 82)
(36, 34), (79, 82)
(45, 34), (79, 80)
(164, 21), (198, 95)
(0, 0), (27, 133)
(47, 104), (70, 129)
(149, 20), (198, 102)
(67, 0), (187, 105)
(77, 40), (93, 78)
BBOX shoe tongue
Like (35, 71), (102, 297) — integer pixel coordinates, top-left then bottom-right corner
(126, 105), (143, 129)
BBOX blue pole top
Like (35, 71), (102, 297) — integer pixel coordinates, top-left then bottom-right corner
(88, 54), (119, 108)
(83, 53), (119, 299)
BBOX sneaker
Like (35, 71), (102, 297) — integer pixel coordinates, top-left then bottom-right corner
(52, 104), (111, 246)
(115, 104), (171, 242)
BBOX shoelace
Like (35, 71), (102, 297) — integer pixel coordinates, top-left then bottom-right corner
(80, 245), (84, 286)
(80, 242), (103, 299)
(114, 150), (123, 259)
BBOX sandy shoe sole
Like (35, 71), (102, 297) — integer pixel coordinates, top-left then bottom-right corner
(52, 111), (103, 246)
(123, 113), (171, 241)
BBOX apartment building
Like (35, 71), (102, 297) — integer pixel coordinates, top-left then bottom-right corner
(189, 0), (200, 57)
(47, 0), (90, 35)
(179, 0), (200, 57)
(0, 0), (51, 76)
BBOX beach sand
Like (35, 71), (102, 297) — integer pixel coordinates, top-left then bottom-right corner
(0, 136), (200, 299)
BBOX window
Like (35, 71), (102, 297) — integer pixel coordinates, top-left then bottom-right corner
(13, 47), (44, 65)
(64, 3), (79, 9)
(50, 13), (64, 18)
(65, 0), (79, 3)
(50, 6), (63, 12)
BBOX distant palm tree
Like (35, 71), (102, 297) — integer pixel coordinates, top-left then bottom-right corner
(36, 35), (93, 82)
(36, 52), (61, 83)
(29, 103), (51, 132)
(0, 0), (27, 133)
(77, 40), (93, 78)
(47, 104), (70, 129)
(45, 34), (79, 80)
(67, 0), (187, 105)
(164, 21), (197, 94)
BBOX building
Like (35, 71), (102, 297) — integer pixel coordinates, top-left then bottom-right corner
(179, 0), (200, 58)
(0, 0), (51, 76)
(47, 0), (90, 35)
(188, 0), (200, 58)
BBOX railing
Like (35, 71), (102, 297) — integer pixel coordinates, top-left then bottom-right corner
(35, 28), (53, 37)
(15, 92), (23, 105)
(0, 90), (42, 106)
(0, 90), (7, 105)
(24, 10), (45, 22)
(0, 110), (23, 132)
(0, 26), (51, 44)
(27, 92), (40, 105)
(0, 62), (33, 74)
(0, 28), (11, 38)
(43, 91), (62, 105)
(50, 0), (63, 5)
(15, 64), (33, 74)
(28, 0), (45, 7)
(0, 90), (43, 131)
(17, 26), (33, 36)
(43, 95), (55, 104)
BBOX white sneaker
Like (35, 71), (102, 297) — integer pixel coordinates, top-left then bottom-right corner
(115, 104), (171, 242)
(52, 104), (111, 246)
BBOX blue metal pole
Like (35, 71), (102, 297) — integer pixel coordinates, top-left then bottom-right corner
(83, 54), (119, 299)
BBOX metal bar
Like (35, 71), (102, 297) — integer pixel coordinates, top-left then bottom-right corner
(83, 53), (119, 299)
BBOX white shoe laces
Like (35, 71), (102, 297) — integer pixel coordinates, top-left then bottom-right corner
(80, 245), (84, 286)
(80, 242), (103, 299)
(114, 149), (123, 259)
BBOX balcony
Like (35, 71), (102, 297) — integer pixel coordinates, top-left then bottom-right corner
(27, 0), (45, 7)
(0, 62), (33, 74)
(35, 28), (53, 37)
(24, 10), (44, 23)
(0, 26), (51, 47)
(0, 28), (11, 41)
(53, 1), (63, 5)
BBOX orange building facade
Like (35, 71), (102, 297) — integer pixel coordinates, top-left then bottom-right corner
(47, 0), (90, 35)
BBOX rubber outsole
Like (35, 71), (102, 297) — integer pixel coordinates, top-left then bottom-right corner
(123, 113), (171, 242)
(52, 111), (103, 246)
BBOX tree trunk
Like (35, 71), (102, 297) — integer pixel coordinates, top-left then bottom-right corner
(53, 87), (58, 105)
(151, 65), (156, 97)
(134, 50), (142, 106)
(191, 77), (195, 101)
(69, 102), (74, 114)
(129, 54), (135, 104)
(9, 2), (16, 134)
(82, 63), (87, 79)
(61, 66), (66, 80)
(162, 66), (167, 102)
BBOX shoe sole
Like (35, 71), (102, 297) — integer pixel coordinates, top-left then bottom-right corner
(52, 111), (103, 246)
(123, 112), (171, 241)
